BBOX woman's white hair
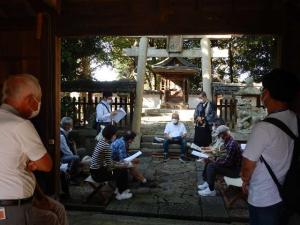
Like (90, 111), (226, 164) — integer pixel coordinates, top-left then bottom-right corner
(2, 74), (41, 102)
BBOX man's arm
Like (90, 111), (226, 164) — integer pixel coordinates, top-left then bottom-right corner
(181, 123), (187, 138)
(164, 132), (171, 140)
(240, 157), (256, 194)
(164, 123), (172, 139)
(27, 153), (53, 172)
(60, 135), (74, 157)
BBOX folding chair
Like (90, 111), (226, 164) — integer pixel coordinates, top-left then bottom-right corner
(84, 175), (113, 203)
(221, 176), (247, 208)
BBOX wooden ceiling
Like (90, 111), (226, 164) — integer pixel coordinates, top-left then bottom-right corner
(1, 0), (300, 36)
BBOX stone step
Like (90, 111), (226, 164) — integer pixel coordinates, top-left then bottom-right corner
(141, 148), (185, 154)
(141, 135), (193, 143)
(141, 142), (181, 149)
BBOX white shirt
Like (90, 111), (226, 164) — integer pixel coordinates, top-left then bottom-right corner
(164, 122), (187, 138)
(96, 100), (111, 123)
(0, 104), (47, 199)
(243, 110), (298, 207)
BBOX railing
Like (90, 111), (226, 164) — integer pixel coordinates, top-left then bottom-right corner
(61, 95), (135, 129)
(216, 99), (237, 128)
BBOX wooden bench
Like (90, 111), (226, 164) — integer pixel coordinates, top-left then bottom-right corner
(221, 176), (247, 208)
(83, 175), (114, 203)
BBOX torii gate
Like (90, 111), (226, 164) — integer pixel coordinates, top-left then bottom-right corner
(123, 35), (230, 148)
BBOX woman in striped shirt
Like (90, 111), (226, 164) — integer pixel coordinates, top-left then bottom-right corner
(90, 125), (132, 200)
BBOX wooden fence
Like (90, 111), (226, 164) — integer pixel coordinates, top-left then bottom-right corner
(61, 95), (135, 129)
(216, 98), (237, 128)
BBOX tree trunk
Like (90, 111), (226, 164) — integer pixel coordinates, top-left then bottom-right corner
(80, 57), (92, 79)
(229, 41), (234, 83)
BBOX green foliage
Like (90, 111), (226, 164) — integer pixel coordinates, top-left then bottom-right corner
(61, 35), (277, 90)
(61, 37), (111, 81)
(61, 96), (76, 119)
(212, 35), (277, 82)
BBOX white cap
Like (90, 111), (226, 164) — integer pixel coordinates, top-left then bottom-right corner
(215, 125), (229, 136)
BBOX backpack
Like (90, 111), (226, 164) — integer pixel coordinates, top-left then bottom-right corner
(260, 116), (300, 215)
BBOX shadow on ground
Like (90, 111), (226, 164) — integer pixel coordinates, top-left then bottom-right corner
(64, 155), (248, 223)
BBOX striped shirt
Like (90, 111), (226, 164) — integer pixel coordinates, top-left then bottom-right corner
(90, 139), (113, 170)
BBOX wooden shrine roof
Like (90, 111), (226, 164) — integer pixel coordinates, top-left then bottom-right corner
(152, 57), (199, 77)
(61, 79), (136, 93)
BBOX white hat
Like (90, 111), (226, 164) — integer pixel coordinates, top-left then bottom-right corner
(215, 125), (229, 136)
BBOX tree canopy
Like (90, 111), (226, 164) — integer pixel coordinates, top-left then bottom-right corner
(61, 35), (277, 89)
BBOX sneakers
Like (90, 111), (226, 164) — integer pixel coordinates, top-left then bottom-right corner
(163, 153), (169, 162)
(115, 188), (131, 194)
(115, 190), (133, 200)
(179, 156), (190, 163)
(198, 187), (216, 197)
(197, 181), (208, 190)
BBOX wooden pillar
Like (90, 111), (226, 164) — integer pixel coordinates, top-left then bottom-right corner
(201, 37), (212, 101)
(280, 5), (300, 114)
(131, 37), (148, 149)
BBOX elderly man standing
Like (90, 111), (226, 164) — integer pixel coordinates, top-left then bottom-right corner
(0, 74), (53, 225)
(198, 125), (242, 197)
(163, 112), (188, 163)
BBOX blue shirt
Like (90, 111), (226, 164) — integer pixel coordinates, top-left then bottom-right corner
(111, 137), (128, 161)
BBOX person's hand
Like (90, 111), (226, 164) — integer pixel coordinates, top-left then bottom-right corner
(111, 111), (117, 116)
(242, 182), (249, 194)
(33, 195), (51, 210)
(196, 116), (202, 123)
(127, 161), (133, 168)
(27, 161), (38, 171)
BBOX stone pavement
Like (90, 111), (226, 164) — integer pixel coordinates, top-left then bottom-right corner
(68, 211), (249, 225)
(66, 155), (248, 223)
(65, 110), (248, 223)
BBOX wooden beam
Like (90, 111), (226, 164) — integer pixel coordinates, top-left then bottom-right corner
(43, 0), (61, 13)
(123, 47), (228, 58)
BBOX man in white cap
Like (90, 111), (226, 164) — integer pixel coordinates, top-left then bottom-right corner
(198, 125), (242, 196)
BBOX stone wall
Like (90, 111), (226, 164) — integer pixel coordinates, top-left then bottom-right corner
(142, 92), (199, 109)
(143, 93), (161, 108)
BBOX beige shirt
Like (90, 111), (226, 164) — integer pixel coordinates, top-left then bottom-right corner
(0, 104), (47, 199)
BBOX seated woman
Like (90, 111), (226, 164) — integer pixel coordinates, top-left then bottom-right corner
(198, 125), (242, 197)
(111, 131), (150, 186)
(90, 125), (132, 200)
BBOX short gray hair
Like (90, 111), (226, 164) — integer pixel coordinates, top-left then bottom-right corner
(60, 117), (73, 127)
(2, 74), (41, 102)
(171, 112), (179, 119)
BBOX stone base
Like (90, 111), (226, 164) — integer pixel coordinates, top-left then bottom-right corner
(160, 102), (189, 109)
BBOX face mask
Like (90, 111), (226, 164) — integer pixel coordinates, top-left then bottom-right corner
(29, 102), (41, 119)
(172, 119), (178, 124)
(199, 99), (204, 103)
(65, 128), (72, 134)
(107, 99), (112, 104)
